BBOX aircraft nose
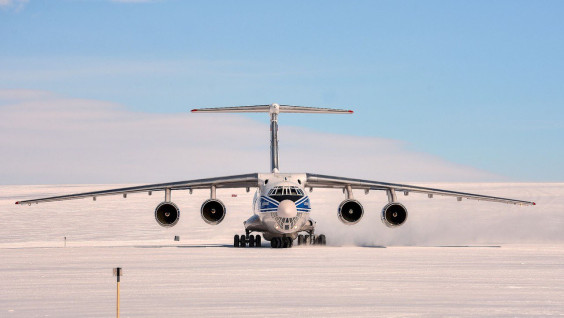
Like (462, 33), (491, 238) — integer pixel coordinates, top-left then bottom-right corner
(276, 200), (298, 218)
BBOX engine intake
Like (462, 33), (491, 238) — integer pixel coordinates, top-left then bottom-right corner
(201, 199), (226, 225)
(155, 202), (180, 227)
(381, 202), (408, 227)
(338, 199), (364, 225)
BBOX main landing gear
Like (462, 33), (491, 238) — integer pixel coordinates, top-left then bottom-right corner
(297, 234), (326, 246)
(233, 233), (327, 248)
(234, 233), (262, 248)
(270, 237), (293, 248)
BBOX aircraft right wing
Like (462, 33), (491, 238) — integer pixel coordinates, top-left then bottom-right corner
(305, 173), (536, 206)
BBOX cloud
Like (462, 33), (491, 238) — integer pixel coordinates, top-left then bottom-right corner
(0, 90), (502, 185)
(0, 0), (28, 10)
(0, 89), (56, 102)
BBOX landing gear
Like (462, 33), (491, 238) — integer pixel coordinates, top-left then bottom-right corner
(271, 237), (281, 248)
(297, 234), (305, 246)
(296, 233), (327, 246)
(283, 237), (293, 248)
(234, 233), (262, 248)
(270, 236), (293, 248)
(317, 234), (327, 246)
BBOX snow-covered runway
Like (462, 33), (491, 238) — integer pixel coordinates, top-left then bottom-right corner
(2, 244), (563, 317)
(1, 183), (563, 317)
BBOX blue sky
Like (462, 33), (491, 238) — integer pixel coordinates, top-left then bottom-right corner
(1, 0), (563, 182)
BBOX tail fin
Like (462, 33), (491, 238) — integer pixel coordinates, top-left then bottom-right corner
(191, 104), (353, 114)
(191, 103), (354, 172)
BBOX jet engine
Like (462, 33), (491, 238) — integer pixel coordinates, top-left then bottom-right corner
(201, 199), (226, 225)
(338, 199), (364, 225)
(381, 202), (408, 227)
(155, 202), (180, 227)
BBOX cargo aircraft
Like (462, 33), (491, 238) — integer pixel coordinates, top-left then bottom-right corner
(16, 104), (535, 248)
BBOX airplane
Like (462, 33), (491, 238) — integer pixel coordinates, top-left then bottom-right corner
(15, 103), (535, 248)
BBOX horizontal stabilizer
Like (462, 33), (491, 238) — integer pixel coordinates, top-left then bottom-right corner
(191, 104), (353, 114)
(191, 105), (271, 113)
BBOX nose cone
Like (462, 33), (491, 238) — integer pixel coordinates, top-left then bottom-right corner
(277, 200), (298, 218)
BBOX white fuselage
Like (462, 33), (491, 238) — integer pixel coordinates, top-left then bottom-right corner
(245, 173), (313, 240)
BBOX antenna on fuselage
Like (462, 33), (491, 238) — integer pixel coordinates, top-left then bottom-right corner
(191, 104), (353, 173)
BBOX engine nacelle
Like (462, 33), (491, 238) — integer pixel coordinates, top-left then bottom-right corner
(381, 202), (408, 227)
(154, 202), (180, 227)
(338, 199), (364, 225)
(201, 199), (226, 225)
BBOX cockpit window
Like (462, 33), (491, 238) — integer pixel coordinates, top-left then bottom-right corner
(268, 186), (304, 202)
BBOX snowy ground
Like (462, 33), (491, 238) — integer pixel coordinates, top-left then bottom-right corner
(1, 183), (563, 317)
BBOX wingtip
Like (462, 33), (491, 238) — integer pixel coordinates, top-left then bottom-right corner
(15, 201), (19, 205)
(191, 109), (198, 112)
(348, 110), (354, 114)
(533, 202), (536, 206)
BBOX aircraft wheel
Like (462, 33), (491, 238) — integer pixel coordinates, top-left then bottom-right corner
(318, 234), (326, 246)
(271, 237), (281, 248)
(297, 234), (304, 246)
(233, 234), (240, 248)
(304, 235), (310, 245)
(239, 234), (247, 247)
(286, 237), (293, 248)
(255, 235), (262, 247)
(282, 237), (290, 248)
(248, 235), (255, 247)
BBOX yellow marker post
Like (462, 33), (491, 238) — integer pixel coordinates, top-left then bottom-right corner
(113, 267), (123, 318)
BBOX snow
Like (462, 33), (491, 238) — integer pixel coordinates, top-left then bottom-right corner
(1, 183), (564, 317)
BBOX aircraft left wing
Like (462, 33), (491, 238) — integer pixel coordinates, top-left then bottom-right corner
(15, 173), (260, 205)
(305, 173), (535, 206)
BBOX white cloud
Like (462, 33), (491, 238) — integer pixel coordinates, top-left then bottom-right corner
(0, 89), (56, 101)
(0, 90), (502, 184)
(0, 0), (28, 10)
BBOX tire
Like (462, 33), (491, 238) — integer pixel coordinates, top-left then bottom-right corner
(297, 234), (304, 246)
(234, 234), (239, 248)
(248, 235), (255, 247)
(271, 237), (280, 248)
(304, 235), (310, 245)
(255, 235), (262, 247)
(282, 237), (289, 248)
(319, 234), (327, 246)
(239, 234), (246, 247)
(286, 237), (293, 248)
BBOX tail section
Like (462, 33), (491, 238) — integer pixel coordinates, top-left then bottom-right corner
(191, 103), (354, 172)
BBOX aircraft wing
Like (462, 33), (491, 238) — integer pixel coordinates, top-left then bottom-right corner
(15, 173), (260, 205)
(305, 173), (535, 206)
